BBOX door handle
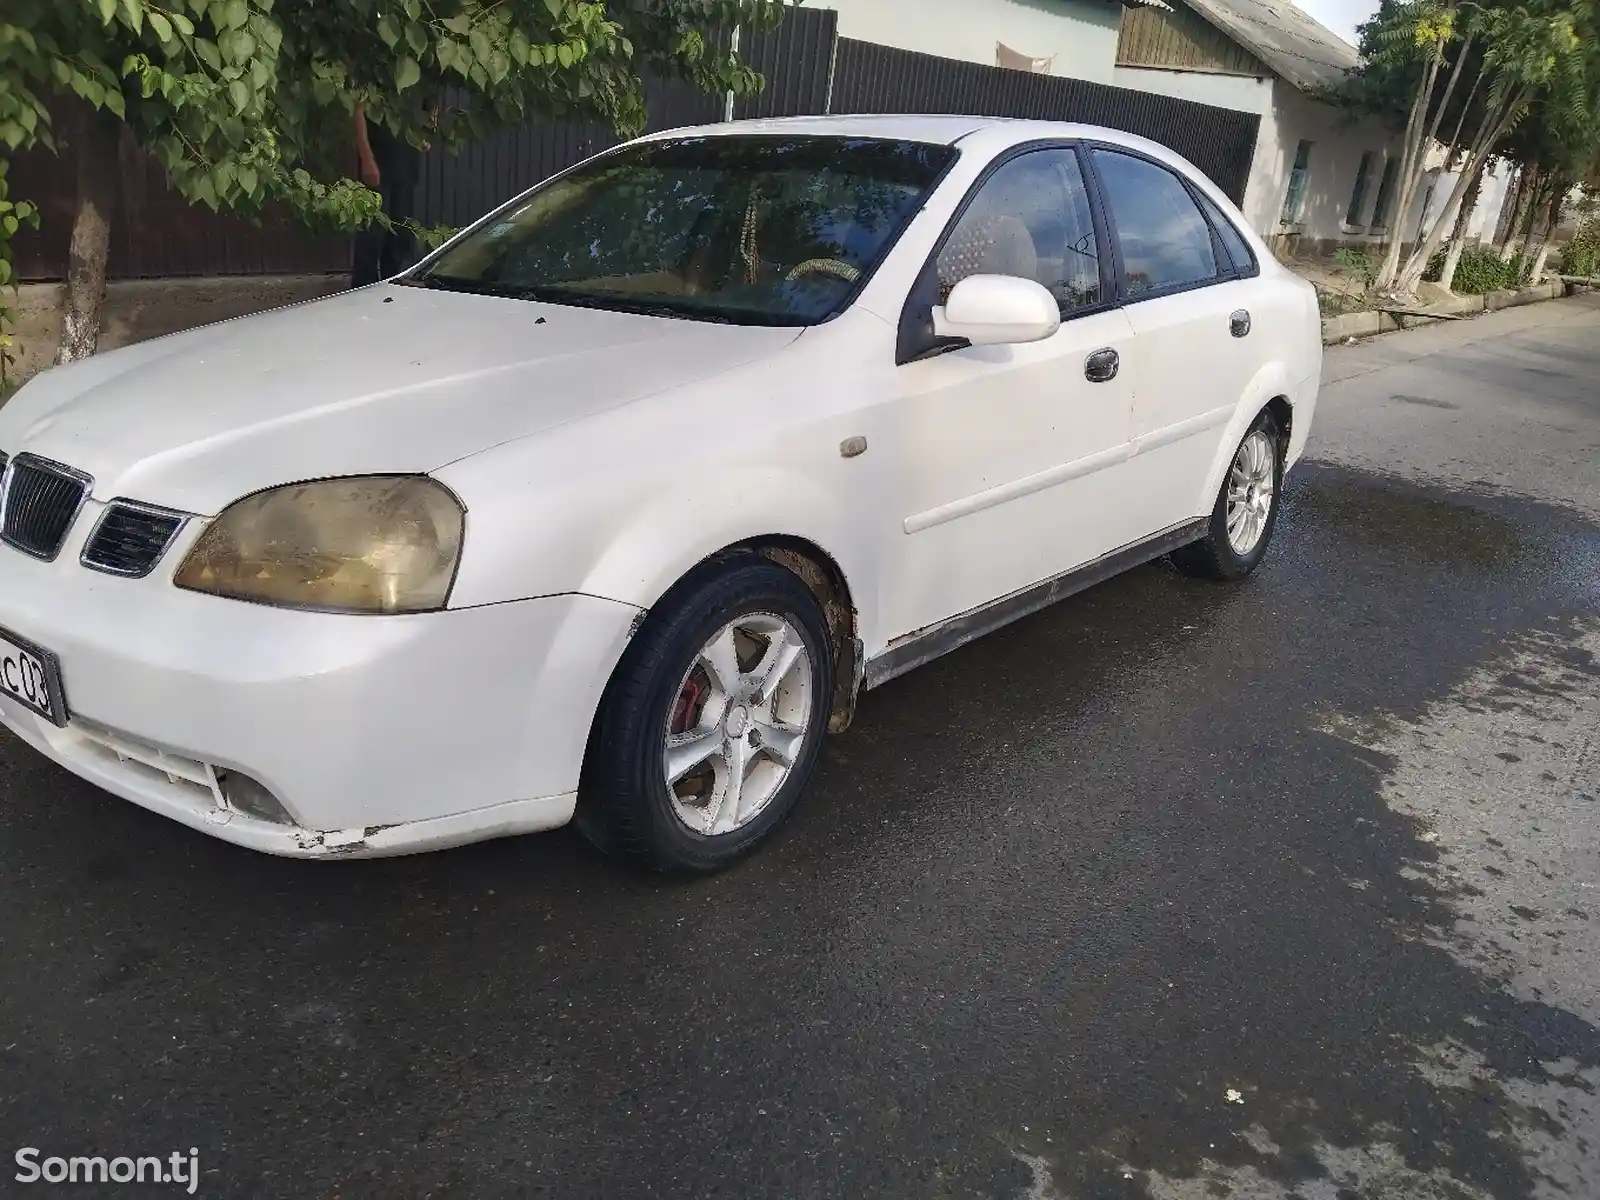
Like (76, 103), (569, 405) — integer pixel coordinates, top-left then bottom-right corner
(1084, 347), (1119, 383)
(1230, 309), (1252, 338)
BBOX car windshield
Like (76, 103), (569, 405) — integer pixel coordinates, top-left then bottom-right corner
(407, 135), (957, 326)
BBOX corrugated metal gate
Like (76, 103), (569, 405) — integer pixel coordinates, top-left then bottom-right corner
(412, 8), (841, 229)
(8, 119), (347, 281)
(10, 4), (1258, 281)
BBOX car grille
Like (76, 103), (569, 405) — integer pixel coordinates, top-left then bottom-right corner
(81, 502), (188, 578)
(1, 454), (92, 561)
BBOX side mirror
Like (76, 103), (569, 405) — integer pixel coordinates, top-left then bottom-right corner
(932, 274), (1061, 347)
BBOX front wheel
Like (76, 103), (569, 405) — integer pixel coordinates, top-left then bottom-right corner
(576, 557), (834, 872)
(1171, 408), (1284, 580)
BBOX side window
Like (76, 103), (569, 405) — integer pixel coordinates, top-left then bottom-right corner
(1092, 149), (1219, 297)
(936, 148), (1102, 314)
(1195, 189), (1256, 276)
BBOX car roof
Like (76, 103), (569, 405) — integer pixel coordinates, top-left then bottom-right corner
(636, 113), (1182, 164)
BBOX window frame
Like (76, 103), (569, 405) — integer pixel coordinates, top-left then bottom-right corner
(1281, 138), (1314, 225)
(1080, 141), (1256, 307)
(1346, 150), (1377, 228)
(1192, 186), (1259, 280)
(1370, 155), (1400, 231)
(896, 138), (1119, 363)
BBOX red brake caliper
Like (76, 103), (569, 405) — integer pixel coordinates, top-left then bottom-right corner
(669, 674), (706, 736)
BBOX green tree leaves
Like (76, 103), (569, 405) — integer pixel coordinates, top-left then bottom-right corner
(0, 0), (784, 360)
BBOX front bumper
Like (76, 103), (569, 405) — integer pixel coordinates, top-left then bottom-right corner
(0, 523), (641, 857)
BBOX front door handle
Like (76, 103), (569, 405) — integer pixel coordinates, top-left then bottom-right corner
(1084, 347), (1119, 383)
(1230, 309), (1252, 338)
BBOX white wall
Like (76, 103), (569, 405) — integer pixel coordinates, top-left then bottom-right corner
(1244, 87), (1513, 251)
(820, 0), (1124, 84)
(1109, 66), (1273, 116)
(1259, 83), (1404, 243)
(1414, 158), (1513, 246)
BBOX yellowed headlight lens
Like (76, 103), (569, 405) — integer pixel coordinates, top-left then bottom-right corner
(175, 477), (464, 614)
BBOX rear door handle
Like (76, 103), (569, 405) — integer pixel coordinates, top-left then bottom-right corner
(1230, 309), (1252, 337)
(1084, 347), (1119, 383)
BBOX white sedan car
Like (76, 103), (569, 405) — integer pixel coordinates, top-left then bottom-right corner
(0, 115), (1320, 869)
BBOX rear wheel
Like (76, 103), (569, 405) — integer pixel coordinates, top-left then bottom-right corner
(576, 557), (834, 871)
(1171, 408), (1284, 580)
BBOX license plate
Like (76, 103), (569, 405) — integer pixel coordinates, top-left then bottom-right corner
(0, 626), (68, 726)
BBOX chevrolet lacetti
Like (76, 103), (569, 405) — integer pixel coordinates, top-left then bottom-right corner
(0, 115), (1321, 870)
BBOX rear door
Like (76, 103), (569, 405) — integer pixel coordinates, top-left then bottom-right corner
(1087, 147), (1268, 537)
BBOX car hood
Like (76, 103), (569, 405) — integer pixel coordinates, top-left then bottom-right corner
(0, 285), (802, 515)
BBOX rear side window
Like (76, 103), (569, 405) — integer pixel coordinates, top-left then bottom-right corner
(1091, 149), (1218, 297)
(1195, 189), (1256, 276)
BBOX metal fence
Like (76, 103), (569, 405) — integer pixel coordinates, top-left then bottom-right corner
(734, 5), (838, 120)
(414, 75), (727, 230)
(9, 118), (347, 281)
(12, 4), (1259, 280)
(413, 6), (839, 228)
(829, 39), (1260, 204)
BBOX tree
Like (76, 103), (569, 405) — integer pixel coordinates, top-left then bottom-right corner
(0, 0), (781, 365)
(1338, 0), (1593, 294)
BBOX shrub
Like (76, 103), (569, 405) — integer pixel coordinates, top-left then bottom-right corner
(1562, 218), (1600, 279)
(1333, 246), (1378, 290)
(1425, 245), (1520, 294)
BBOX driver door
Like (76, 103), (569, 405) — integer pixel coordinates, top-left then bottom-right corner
(882, 146), (1138, 643)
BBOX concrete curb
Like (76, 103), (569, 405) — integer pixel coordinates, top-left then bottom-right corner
(1321, 279), (1572, 344)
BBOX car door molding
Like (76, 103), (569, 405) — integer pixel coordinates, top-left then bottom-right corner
(865, 516), (1209, 688)
(1130, 401), (1235, 457)
(903, 437), (1133, 534)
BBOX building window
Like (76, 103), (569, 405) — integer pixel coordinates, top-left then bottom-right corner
(1280, 140), (1312, 225)
(1371, 156), (1400, 229)
(1346, 151), (1376, 226)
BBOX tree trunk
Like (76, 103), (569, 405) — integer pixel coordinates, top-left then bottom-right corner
(1517, 178), (1551, 264)
(1493, 166), (1523, 247)
(1375, 37), (1448, 289)
(1396, 89), (1528, 294)
(1439, 161), (1485, 291)
(54, 110), (121, 366)
(1500, 161), (1539, 260)
(1529, 242), (1552, 283)
(1524, 187), (1565, 283)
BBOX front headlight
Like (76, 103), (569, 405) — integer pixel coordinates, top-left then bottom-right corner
(175, 476), (465, 614)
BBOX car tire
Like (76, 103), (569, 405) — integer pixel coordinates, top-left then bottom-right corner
(576, 556), (835, 872)
(1171, 407), (1284, 581)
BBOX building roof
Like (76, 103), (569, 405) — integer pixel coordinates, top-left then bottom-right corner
(1180, 0), (1360, 90)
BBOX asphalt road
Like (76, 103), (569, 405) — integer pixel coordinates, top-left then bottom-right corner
(3, 295), (1598, 1200)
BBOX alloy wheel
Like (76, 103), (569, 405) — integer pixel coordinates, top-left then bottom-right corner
(662, 612), (816, 836)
